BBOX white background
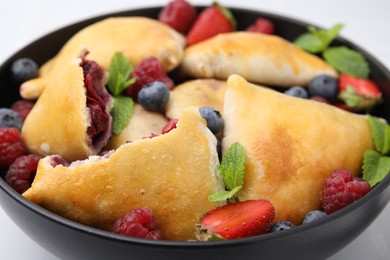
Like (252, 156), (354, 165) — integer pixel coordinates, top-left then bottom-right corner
(1, 0), (390, 259)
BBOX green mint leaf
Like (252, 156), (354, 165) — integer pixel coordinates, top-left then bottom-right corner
(218, 142), (245, 191)
(323, 46), (370, 78)
(294, 23), (344, 53)
(368, 115), (390, 155)
(108, 52), (135, 96)
(294, 33), (325, 53)
(363, 150), (390, 187)
(208, 186), (242, 202)
(110, 96), (134, 135)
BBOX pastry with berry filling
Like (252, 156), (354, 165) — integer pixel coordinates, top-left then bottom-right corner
(21, 50), (113, 162)
(222, 74), (374, 225)
(165, 79), (227, 119)
(20, 17), (185, 100)
(23, 107), (225, 241)
(180, 32), (337, 87)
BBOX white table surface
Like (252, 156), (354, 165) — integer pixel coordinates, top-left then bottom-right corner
(1, 0), (390, 259)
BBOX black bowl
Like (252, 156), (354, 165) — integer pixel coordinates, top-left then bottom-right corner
(1, 6), (390, 260)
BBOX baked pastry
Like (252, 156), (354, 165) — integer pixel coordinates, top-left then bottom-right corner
(21, 51), (113, 162)
(106, 104), (168, 150)
(222, 74), (374, 224)
(165, 79), (227, 119)
(179, 32), (337, 87)
(20, 17), (185, 99)
(23, 107), (225, 241)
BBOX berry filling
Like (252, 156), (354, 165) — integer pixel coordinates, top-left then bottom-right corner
(81, 57), (112, 152)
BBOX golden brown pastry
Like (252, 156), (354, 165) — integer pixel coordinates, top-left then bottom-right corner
(23, 107), (225, 241)
(180, 32), (337, 87)
(106, 104), (168, 150)
(20, 17), (185, 99)
(21, 51), (113, 162)
(222, 74), (374, 224)
(165, 79), (227, 119)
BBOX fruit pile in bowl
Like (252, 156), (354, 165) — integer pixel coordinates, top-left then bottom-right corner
(1, 1), (390, 259)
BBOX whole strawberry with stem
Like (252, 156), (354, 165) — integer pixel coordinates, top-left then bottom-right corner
(196, 199), (275, 240)
(338, 73), (382, 112)
(322, 169), (371, 214)
(186, 2), (236, 46)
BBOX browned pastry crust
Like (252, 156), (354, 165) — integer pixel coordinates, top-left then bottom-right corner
(222, 75), (374, 224)
(23, 107), (225, 241)
(180, 32), (337, 87)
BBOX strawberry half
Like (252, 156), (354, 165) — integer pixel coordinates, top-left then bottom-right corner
(196, 199), (275, 241)
(338, 73), (382, 111)
(186, 2), (236, 46)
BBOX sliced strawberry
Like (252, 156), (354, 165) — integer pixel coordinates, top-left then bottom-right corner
(338, 73), (382, 111)
(196, 199), (275, 240)
(246, 18), (274, 34)
(186, 2), (236, 46)
(158, 0), (198, 34)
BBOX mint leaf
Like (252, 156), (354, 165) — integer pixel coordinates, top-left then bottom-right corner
(208, 186), (242, 202)
(294, 23), (343, 53)
(110, 96), (134, 135)
(363, 150), (390, 187)
(218, 142), (245, 190)
(368, 115), (390, 155)
(107, 52), (135, 96)
(323, 46), (370, 78)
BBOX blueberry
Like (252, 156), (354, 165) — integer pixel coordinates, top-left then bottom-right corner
(11, 58), (39, 84)
(270, 221), (295, 232)
(284, 86), (309, 99)
(138, 81), (170, 112)
(302, 210), (327, 224)
(199, 106), (224, 135)
(308, 75), (338, 102)
(0, 108), (23, 129)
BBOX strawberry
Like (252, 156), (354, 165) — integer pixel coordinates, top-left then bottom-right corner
(196, 199), (275, 240)
(338, 73), (382, 111)
(186, 2), (236, 46)
(246, 18), (274, 34)
(158, 0), (197, 34)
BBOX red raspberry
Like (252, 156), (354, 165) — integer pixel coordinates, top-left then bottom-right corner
(0, 128), (26, 169)
(125, 57), (174, 100)
(322, 169), (371, 214)
(246, 18), (274, 34)
(158, 0), (198, 34)
(5, 154), (42, 194)
(113, 208), (163, 240)
(11, 100), (34, 121)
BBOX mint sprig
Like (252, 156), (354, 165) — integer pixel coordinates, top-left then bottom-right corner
(362, 115), (390, 187)
(294, 23), (343, 54)
(208, 142), (246, 202)
(107, 52), (136, 96)
(107, 52), (136, 135)
(111, 96), (134, 135)
(294, 23), (371, 78)
(323, 46), (369, 78)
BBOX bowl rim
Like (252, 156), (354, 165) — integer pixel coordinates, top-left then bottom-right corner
(1, 4), (390, 249)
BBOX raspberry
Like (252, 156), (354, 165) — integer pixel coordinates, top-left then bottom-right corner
(246, 18), (274, 34)
(158, 0), (198, 34)
(125, 57), (174, 100)
(322, 169), (371, 214)
(0, 128), (26, 169)
(5, 154), (42, 194)
(113, 208), (163, 240)
(11, 100), (34, 121)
